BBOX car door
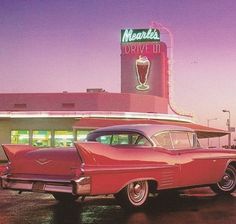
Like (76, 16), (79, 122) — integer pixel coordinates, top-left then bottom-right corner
(170, 131), (216, 187)
(152, 131), (181, 189)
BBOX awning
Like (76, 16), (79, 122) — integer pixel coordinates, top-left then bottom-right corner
(73, 118), (228, 139)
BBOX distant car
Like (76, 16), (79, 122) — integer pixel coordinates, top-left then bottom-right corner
(1, 124), (236, 209)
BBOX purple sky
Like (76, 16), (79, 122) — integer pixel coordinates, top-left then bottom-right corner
(1, 0), (236, 145)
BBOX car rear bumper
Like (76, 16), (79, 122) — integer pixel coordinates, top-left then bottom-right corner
(0, 175), (91, 195)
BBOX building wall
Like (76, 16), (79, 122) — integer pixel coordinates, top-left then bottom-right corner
(0, 92), (168, 113)
(121, 42), (168, 98)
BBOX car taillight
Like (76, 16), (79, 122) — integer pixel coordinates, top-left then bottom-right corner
(0, 164), (9, 175)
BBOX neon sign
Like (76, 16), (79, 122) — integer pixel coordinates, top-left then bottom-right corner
(135, 56), (150, 91)
(121, 28), (160, 43)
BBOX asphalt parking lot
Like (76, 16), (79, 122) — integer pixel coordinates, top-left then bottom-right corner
(1, 187), (236, 224)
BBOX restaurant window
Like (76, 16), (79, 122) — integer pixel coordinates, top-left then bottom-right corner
(54, 130), (74, 147)
(32, 130), (51, 147)
(76, 130), (93, 142)
(11, 130), (30, 144)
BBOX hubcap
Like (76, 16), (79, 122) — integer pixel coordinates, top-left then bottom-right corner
(217, 167), (236, 191)
(134, 183), (142, 194)
(127, 181), (148, 206)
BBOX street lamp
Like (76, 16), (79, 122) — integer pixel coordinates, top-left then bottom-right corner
(222, 109), (231, 148)
(207, 118), (217, 147)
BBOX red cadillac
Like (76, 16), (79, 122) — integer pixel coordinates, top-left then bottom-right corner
(1, 124), (236, 209)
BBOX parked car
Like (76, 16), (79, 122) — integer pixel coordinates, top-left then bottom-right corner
(1, 124), (236, 209)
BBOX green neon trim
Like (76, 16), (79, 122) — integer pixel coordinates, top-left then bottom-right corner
(121, 28), (160, 43)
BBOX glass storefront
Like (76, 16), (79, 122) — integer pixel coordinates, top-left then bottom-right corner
(54, 130), (74, 147)
(32, 130), (51, 147)
(10, 129), (92, 147)
(11, 130), (30, 144)
(76, 129), (92, 141)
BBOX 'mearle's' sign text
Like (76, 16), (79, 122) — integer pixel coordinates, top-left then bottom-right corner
(121, 28), (160, 43)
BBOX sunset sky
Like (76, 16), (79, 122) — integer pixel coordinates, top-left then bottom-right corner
(1, 0), (236, 145)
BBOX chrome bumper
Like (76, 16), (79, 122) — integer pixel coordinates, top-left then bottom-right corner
(0, 175), (91, 195)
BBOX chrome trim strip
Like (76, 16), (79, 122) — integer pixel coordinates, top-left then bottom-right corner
(44, 185), (72, 193)
(1, 178), (73, 193)
(194, 157), (236, 160)
(35, 159), (52, 166)
(2, 181), (72, 193)
(1, 175), (90, 195)
(84, 164), (177, 174)
(2, 176), (71, 183)
(72, 176), (91, 195)
(1, 178), (33, 190)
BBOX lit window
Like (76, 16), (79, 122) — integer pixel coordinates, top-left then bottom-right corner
(32, 130), (51, 147)
(54, 130), (74, 147)
(11, 130), (30, 144)
(76, 130), (92, 141)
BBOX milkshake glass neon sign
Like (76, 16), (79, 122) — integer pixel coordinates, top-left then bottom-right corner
(135, 56), (150, 91)
(121, 28), (160, 43)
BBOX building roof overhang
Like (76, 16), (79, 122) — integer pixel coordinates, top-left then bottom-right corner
(0, 110), (192, 122)
(73, 117), (228, 139)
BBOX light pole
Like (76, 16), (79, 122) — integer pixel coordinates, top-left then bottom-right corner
(222, 109), (231, 148)
(207, 118), (217, 147)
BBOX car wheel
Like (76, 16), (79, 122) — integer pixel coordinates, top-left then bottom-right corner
(52, 193), (79, 202)
(210, 165), (236, 194)
(115, 180), (149, 209)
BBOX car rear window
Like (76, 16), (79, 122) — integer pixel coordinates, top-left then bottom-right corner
(171, 132), (191, 149)
(153, 132), (172, 149)
(87, 131), (152, 146)
(153, 131), (200, 150)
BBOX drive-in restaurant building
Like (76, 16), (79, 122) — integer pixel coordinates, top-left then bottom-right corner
(0, 28), (227, 160)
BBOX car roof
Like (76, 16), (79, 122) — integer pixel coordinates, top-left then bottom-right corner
(90, 124), (194, 137)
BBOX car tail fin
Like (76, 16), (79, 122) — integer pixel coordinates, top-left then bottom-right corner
(2, 144), (36, 162)
(74, 142), (116, 166)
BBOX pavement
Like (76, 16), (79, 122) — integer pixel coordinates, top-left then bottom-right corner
(1, 187), (236, 224)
